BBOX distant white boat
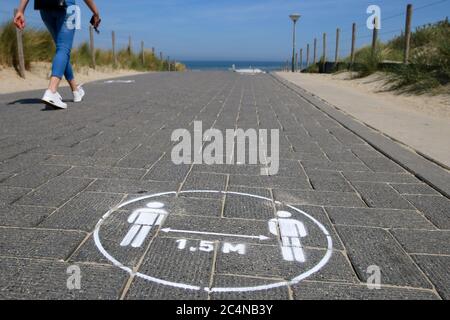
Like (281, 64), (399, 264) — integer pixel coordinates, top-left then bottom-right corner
(230, 64), (265, 75)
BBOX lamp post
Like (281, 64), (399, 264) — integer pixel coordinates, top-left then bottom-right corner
(289, 13), (301, 72)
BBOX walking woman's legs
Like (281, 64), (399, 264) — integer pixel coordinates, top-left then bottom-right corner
(50, 60), (76, 92)
(40, 8), (76, 93)
(40, 10), (60, 93)
(48, 77), (61, 93)
(66, 65), (78, 92)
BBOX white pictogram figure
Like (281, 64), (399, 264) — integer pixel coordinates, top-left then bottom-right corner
(120, 202), (168, 248)
(268, 211), (308, 263)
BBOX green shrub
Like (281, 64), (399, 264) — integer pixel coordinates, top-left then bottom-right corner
(337, 19), (450, 93)
(388, 20), (450, 93)
(0, 22), (54, 70)
(23, 27), (54, 66)
(352, 44), (383, 77)
(304, 63), (319, 73)
(0, 22), (17, 67)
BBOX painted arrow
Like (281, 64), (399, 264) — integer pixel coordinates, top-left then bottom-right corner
(160, 228), (270, 241)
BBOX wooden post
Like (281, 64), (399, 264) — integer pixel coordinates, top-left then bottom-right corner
(322, 33), (327, 66)
(128, 36), (132, 54)
(313, 38), (317, 64)
(351, 23), (356, 65)
(89, 25), (95, 68)
(371, 17), (379, 56)
(141, 41), (145, 65)
(295, 52), (298, 72)
(152, 47), (155, 56)
(299, 48), (303, 71)
(160, 52), (163, 61)
(112, 31), (116, 66)
(306, 43), (310, 67)
(14, 9), (26, 78)
(335, 28), (340, 64)
(404, 4), (413, 63)
(168, 56), (171, 71)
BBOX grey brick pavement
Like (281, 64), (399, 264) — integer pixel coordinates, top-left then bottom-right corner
(0, 72), (448, 300)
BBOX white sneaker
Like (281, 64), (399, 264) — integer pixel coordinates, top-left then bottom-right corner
(42, 90), (67, 109)
(73, 85), (85, 102)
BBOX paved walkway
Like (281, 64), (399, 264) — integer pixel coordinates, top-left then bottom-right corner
(0, 72), (449, 300)
(277, 72), (450, 169)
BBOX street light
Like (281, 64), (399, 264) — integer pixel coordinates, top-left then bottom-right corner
(289, 14), (301, 72)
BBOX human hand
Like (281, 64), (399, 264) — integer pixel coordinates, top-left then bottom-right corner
(13, 11), (26, 30)
(90, 13), (101, 29)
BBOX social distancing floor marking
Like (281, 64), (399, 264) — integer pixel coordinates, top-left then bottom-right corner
(94, 190), (333, 293)
(104, 80), (136, 84)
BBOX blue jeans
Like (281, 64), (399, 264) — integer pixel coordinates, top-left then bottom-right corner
(40, 1), (76, 81)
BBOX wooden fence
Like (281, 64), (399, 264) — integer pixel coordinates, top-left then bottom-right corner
(289, 3), (416, 72)
(12, 8), (175, 78)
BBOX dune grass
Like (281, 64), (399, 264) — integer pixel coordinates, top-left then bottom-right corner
(0, 22), (54, 70)
(386, 19), (450, 93)
(347, 19), (450, 93)
(0, 21), (184, 73)
(301, 19), (449, 94)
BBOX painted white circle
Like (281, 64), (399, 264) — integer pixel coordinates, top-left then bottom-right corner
(94, 190), (333, 293)
(276, 211), (292, 218)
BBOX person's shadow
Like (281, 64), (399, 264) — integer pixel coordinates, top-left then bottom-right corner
(7, 98), (63, 111)
(8, 98), (42, 105)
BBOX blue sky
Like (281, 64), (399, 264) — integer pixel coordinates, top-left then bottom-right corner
(1, 0), (449, 61)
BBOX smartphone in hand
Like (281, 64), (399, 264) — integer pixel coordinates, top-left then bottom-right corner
(90, 15), (101, 33)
